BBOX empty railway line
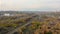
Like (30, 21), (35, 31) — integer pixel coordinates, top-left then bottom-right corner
(6, 15), (38, 34)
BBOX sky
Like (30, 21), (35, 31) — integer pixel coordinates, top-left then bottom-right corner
(0, 0), (60, 11)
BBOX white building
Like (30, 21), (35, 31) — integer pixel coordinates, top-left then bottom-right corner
(4, 13), (10, 16)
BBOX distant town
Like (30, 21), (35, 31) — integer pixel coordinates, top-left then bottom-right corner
(0, 11), (60, 34)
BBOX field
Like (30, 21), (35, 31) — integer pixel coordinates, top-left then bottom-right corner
(0, 11), (60, 34)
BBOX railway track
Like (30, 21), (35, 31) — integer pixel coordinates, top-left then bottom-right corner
(6, 15), (38, 34)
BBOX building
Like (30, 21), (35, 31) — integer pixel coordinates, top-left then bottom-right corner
(3, 13), (14, 16)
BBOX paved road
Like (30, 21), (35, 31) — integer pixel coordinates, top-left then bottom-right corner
(6, 15), (37, 34)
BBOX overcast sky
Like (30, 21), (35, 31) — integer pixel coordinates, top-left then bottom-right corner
(0, 0), (60, 11)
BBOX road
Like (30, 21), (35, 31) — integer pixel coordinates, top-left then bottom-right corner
(6, 15), (38, 34)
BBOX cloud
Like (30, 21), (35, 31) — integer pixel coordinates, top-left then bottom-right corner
(0, 0), (60, 11)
